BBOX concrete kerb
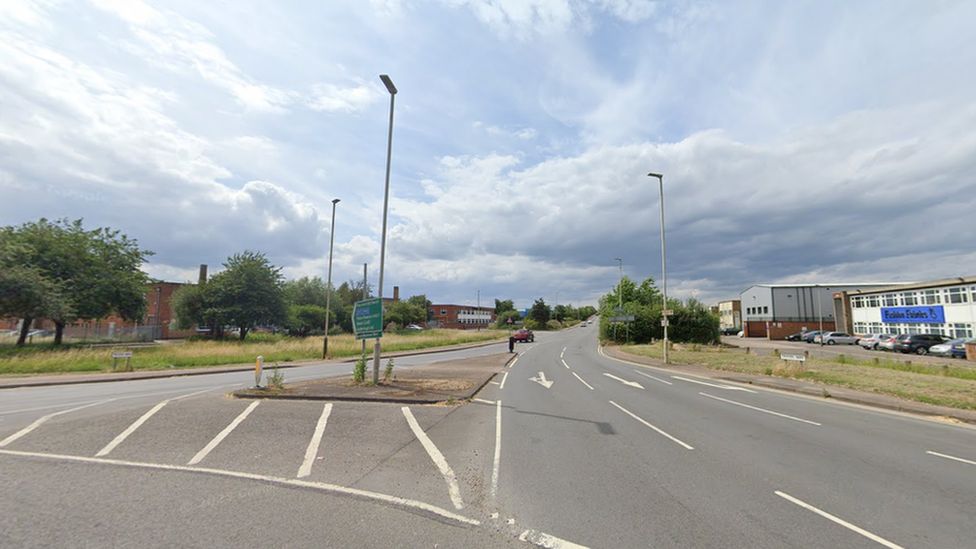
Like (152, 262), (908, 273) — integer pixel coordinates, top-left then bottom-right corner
(0, 338), (508, 390)
(600, 344), (976, 426)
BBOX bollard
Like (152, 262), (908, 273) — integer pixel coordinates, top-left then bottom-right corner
(804, 350), (809, 358)
(255, 355), (264, 388)
(745, 347), (750, 355)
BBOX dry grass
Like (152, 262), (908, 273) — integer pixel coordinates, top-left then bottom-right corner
(0, 330), (507, 376)
(621, 342), (976, 410)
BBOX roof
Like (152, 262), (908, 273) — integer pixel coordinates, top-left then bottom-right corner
(835, 276), (976, 296)
(743, 282), (903, 291)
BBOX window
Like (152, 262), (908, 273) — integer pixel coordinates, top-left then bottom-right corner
(929, 324), (945, 336)
(923, 289), (941, 305)
(440, 309), (447, 315)
(902, 292), (917, 306)
(851, 296), (862, 308)
(953, 323), (974, 338)
(867, 295), (879, 308)
(948, 287), (968, 304)
(763, 306), (768, 314)
(883, 294), (897, 307)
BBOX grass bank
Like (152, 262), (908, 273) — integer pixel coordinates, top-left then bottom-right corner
(0, 330), (507, 376)
(618, 342), (976, 410)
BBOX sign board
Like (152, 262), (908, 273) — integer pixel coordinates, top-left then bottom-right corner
(507, 317), (514, 324)
(353, 297), (384, 340)
(111, 352), (133, 359)
(880, 306), (945, 324)
(661, 319), (669, 327)
(609, 315), (635, 322)
(780, 353), (806, 363)
(662, 309), (674, 316)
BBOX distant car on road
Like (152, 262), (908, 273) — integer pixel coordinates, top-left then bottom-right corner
(892, 334), (950, 355)
(858, 334), (894, 350)
(512, 328), (534, 342)
(815, 332), (859, 345)
(929, 338), (969, 358)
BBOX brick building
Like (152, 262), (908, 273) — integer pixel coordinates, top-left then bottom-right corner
(428, 304), (496, 329)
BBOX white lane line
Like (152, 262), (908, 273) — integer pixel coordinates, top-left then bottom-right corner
(519, 528), (589, 548)
(775, 490), (905, 549)
(187, 401), (260, 465)
(673, 375), (756, 393)
(297, 403), (333, 478)
(560, 347), (566, 359)
(0, 398), (116, 448)
(0, 448), (479, 526)
(170, 388), (218, 401)
(571, 372), (594, 390)
(473, 398), (496, 405)
(609, 401), (693, 450)
(699, 392), (822, 426)
(488, 381), (500, 385)
(95, 400), (170, 457)
(602, 373), (644, 389)
(509, 355), (520, 368)
(402, 407), (465, 510)
(491, 400), (502, 499)
(560, 359), (570, 369)
(633, 370), (672, 385)
(927, 450), (976, 466)
(499, 371), (510, 390)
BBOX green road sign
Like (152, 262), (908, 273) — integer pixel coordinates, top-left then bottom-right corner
(353, 297), (383, 340)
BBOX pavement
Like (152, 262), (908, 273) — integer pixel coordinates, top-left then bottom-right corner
(234, 352), (515, 403)
(602, 345), (976, 424)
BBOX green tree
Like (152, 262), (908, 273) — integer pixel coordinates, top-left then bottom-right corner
(282, 277), (328, 308)
(529, 298), (550, 326)
(284, 304), (328, 337)
(207, 251), (286, 341)
(495, 309), (521, 328)
(385, 300), (426, 328)
(494, 299), (515, 314)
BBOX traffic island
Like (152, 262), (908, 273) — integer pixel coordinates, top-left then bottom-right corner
(233, 352), (515, 404)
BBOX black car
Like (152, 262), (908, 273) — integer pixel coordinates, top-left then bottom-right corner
(892, 334), (949, 355)
(800, 330), (822, 343)
(785, 332), (804, 341)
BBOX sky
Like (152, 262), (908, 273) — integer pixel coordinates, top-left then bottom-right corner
(2, 0), (975, 309)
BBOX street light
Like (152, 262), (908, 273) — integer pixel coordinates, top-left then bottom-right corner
(322, 198), (340, 359)
(648, 172), (669, 364)
(373, 74), (397, 384)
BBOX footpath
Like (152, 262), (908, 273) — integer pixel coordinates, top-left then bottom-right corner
(0, 339), (506, 390)
(602, 345), (976, 425)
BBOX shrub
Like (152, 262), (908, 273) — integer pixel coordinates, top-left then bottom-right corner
(353, 352), (367, 383)
(545, 320), (562, 331)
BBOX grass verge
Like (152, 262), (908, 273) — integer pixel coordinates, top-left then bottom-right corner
(0, 330), (507, 376)
(618, 342), (976, 410)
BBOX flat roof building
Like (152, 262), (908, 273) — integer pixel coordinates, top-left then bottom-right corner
(717, 300), (741, 332)
(428, 304), (495, 330)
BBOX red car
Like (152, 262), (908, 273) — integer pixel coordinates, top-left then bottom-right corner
(512, 329), (534, 342)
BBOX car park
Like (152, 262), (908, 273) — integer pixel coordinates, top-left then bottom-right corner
(892, 334), (950, 355)
(858, 333), (894, 350)
(814, 332), (859, 345)
(929, 338), (970, 358)
(785, 332), (804, 341)
(877, 334), (899, 351)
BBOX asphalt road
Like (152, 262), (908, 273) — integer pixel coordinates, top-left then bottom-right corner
(2, 330), (975, 548)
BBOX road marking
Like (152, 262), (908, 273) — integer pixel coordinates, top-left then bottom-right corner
(473, 398), (496, 405)
(491, 399), (502, 499)
(519, 529), (589, 548)
(0, 398), (116, 448)
(672, 375), (756, 393)
(560, 347), (565, 359)
(926, 450), (976, 466)
(509, 355), (520, 368)
(402, 407), (464, 510)
(602, 373), (644, 389)
(187, 401), (260, 465)
(775, 490), (904, 549)
(699, 392), (821, 426)
(571, 372), (594, 390)
(0, 384), (237, 418)
(499, 371), (510, 390)
(633, 370), (672, 385)
(609, 401), (693, 450)
(530, 371), (554, 389)
(95, 400), (170, 457)
(560, 359), (570, 369)
(297, 403), (333, 478)
(488, 381), (500, 385)
(0, 448), (479, 526)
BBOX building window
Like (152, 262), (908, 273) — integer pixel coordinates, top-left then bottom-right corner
(867, 295), (879, 307)
(763, 306), (768, 314)
(923, 290), (941, 305)
(902, 292), (917, 306)
(440, 310), (447, 315)
(952, 323), (973, 338)
(948, 287), (968, 304)
(883, 294), (897, 307)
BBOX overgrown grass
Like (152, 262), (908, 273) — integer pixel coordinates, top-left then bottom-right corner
(620, 342), (976, 410)
(0, 329), (507, 376)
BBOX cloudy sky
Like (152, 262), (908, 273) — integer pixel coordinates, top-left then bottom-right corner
(2, 0), (975, 308)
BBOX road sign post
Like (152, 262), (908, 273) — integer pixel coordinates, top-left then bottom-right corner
(354, 297), (384, 341)
(111, 351), (132, 372)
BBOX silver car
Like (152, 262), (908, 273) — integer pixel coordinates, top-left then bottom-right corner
(878, 334), (899, 351)
(815, 331), (859, 345)
(859, 333), (895, 350)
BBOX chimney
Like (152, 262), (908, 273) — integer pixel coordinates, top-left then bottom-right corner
(198, 264), (208, 284)
(393, 286), (400, 302)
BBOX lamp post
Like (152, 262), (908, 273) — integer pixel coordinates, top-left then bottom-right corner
(816, 284), (826, 346)
(613, 258), (623, 341)
(373, 74), (397, 384)
(648, 172), (669, 364)
(322, 198), (340, 359)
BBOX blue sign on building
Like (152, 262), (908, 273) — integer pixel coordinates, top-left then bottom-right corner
(880, 306), (945, 324)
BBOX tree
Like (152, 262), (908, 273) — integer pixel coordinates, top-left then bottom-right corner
(385, 300), (426, 328)
(406, 294), (432, 321)
(494, 299), (515, 314)
(282, 277), (328, 308)
(495, 309), (520, 328)
(284, 304), (328, 337)
(0, 219), (151, 344)
(529, 298), (550, 326)
(206, 251), (286, 341)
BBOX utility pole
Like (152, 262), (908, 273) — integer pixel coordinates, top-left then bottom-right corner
(374, 74), (397, 384)
(362, 262), (368, 357)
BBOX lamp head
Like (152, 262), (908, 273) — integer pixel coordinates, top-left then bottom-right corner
(380, 74), (397, 95)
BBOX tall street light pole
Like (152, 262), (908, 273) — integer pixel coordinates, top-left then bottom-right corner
(648, 172), (669, 364)
(614, 258), (622, 342)
(322, 198), (340, 359)
(374, 74), (397, 384)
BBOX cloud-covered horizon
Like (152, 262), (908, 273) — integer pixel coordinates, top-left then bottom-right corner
(2, 0), (975, 308)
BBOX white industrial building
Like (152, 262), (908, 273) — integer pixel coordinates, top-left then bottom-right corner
(835, 277), (976, 339)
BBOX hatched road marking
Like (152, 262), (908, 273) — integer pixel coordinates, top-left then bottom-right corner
(94, 388), (213, 458)
(571, 372), (594, 390)
(0, 398), (117, 448)
(187, 401), (260, 465)
(297, 403), (333, 478)
(699, 392), (821, 426)
(609, 401), (693, 450)
(402, 407), (465, 510)
(633, 370), (672, 385)
(926, 450), (976, 466)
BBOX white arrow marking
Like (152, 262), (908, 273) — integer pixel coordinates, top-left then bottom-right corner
(529, 371), (553, 389)
(602, 373), (644, 389)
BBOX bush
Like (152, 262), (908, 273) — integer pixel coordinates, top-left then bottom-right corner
(353, 352), (367, 383)
(523, 318), (540, 330)
(545, 320), (562, 331)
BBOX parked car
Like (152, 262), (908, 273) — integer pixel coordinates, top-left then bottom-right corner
(815, 332), (859, 345)
(785, 332), (804, 341)
(892, 334), (950, 355)
(512, 328), (534, 342)
(877, 334), (899, 351)
(801, 330), (823, 343)
(406, 324), (424, 331)
(929, 338), (970, 358)
(858, 333), (895, 350)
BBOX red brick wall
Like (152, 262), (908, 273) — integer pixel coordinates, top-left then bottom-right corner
(746, 320), (836, 339)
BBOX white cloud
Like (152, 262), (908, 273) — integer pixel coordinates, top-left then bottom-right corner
(307, 83), (381, 113)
